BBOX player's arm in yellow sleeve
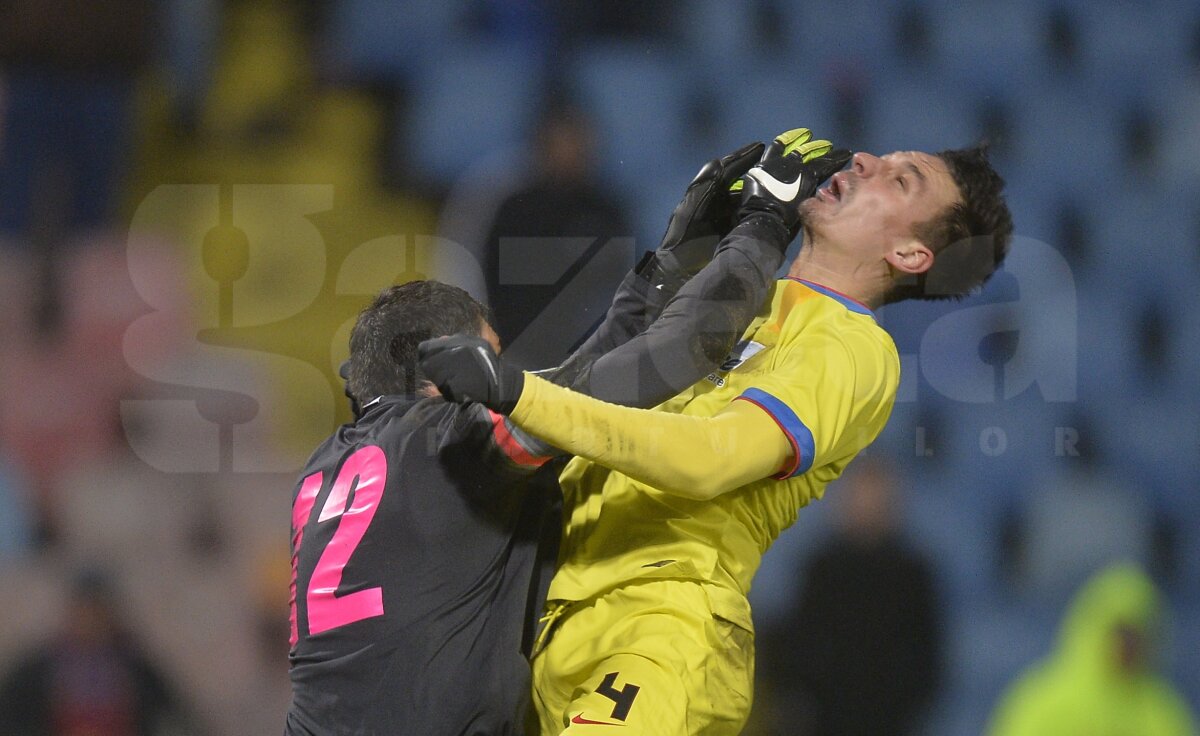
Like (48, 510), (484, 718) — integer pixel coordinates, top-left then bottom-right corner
(510, 373), (793, 500)
(506, 325), (890, 498)
(417, 329), (888, 499)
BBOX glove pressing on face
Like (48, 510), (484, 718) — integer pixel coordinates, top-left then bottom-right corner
(731, 128), (851, 239)
(417, 335), (526, 415)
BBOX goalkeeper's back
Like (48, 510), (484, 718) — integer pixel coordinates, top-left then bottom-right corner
(285, 394), (557, 736)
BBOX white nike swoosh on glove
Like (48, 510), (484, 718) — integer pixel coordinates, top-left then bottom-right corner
(747, 168), (801, 202)
(475, 346), (499, 384)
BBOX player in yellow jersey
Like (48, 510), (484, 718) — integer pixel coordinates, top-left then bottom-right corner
(420, 135), (1013, 735)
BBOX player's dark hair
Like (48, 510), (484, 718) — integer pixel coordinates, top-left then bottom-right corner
(886, 143), (1013, 304)
(347, 281), (490, 402)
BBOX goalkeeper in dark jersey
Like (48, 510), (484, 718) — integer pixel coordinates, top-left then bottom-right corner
(284, 134), (850, 735)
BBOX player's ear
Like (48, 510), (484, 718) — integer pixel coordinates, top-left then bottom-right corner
(884, 238), (934, 276)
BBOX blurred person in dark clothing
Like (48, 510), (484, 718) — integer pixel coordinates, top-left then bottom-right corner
(759, 457), (942, 736)
(0, 0), (152, 241)
(480, 103), (632, 368)
(0, 568), (199, 736)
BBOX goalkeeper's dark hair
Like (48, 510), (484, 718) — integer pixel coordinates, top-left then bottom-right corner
(347, 281), (490, 402)
(886, 143), (1013, 304)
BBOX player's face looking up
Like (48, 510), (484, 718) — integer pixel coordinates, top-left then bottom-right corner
(800, 150), (960, 278)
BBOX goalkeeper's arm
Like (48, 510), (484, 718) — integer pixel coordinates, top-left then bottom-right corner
(539, 128), (849, 407)
(494, 214), (788, 464)
(541, 141), (767, 405)
(546, 214), (788, 408)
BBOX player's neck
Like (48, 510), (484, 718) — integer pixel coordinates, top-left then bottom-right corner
(786, 244), (887, 310)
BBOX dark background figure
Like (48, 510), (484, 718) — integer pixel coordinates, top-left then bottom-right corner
(758, 457), (943, 736)
(479, 102), (633, 368)
(0, 568), (200, 736)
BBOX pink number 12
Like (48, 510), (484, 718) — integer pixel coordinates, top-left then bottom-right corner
(289, 445), (388, 646)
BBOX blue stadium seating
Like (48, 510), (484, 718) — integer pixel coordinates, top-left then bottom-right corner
(930, 1), (1047, 92)
(328, 0), (471, 84)
(863, 72), (978, 153)
(403, 40), (542, 184)
(567, 42), (700, 248)
(568, 42), (694, 192)
(1075, 2), (1197, 97)
(713, 68), (836, 155)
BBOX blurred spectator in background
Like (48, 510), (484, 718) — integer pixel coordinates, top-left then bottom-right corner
(0, 568), (200, 736)
(987, 564), (1197, 736)
(476, 101), (632, 368)
(0, 0), (152, 242)
(758, 457), (942, 736)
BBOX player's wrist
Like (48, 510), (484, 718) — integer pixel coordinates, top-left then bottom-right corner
(492, 363), (526, 415)
(508, 371), (544, 425)
(732, 209), (791, 249)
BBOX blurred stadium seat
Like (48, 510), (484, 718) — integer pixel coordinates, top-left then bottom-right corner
(930, 0), (1047, 92)
(403, 40), (543, 186)
(863, 72), (977, 153)
(326, 0), (471, 85)
(714, 68), (836, 153)
(567, 41), (702, 247)
(569, 42), (695, 192)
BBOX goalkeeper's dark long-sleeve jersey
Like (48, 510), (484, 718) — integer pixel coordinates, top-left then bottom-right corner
(284, 216), (787, 735)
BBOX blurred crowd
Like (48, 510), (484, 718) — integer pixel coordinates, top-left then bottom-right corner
(0, 0), (1197, 734)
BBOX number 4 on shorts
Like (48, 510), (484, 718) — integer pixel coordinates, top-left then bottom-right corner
(596, 672), (640, 721)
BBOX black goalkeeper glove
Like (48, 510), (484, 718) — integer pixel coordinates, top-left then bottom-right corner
(417, 335), (526, 414)
(732, 128), (851, 239)
(635, 141), (766, 290)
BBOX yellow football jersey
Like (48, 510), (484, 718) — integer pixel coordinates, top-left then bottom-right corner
(545, 278), (901, 616)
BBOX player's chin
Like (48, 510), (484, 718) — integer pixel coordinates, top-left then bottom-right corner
(798, 197), (824, 224)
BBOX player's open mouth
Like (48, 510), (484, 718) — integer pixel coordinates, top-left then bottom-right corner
(820, 176), (844, 203)
(830, 173), (849, 201)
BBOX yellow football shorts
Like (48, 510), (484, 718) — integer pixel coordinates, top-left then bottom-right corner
(530, 579), (754, 736)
